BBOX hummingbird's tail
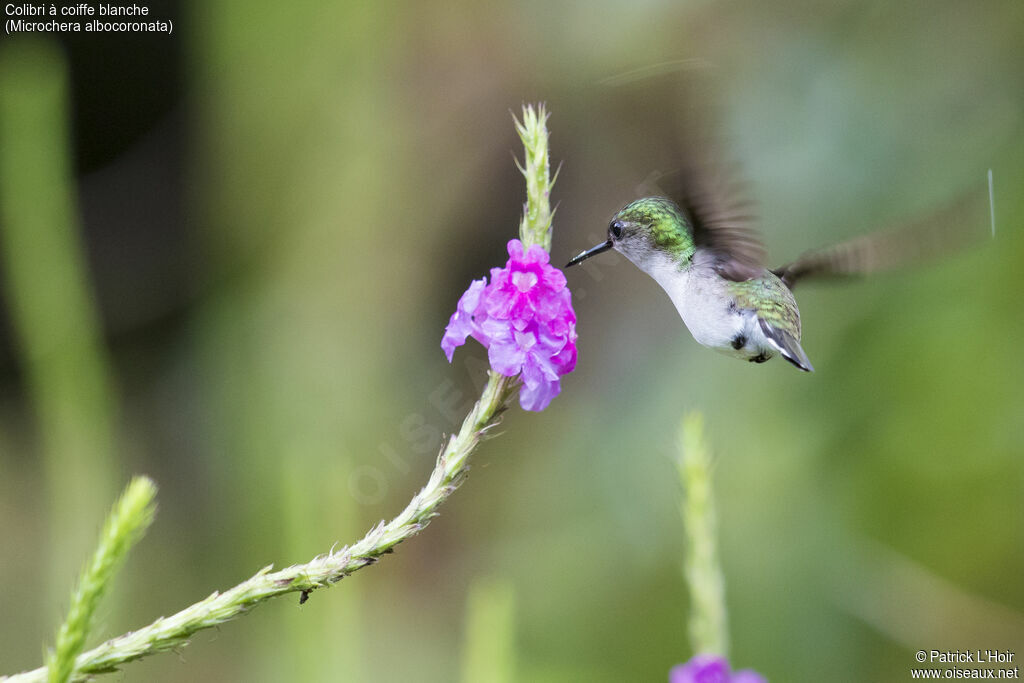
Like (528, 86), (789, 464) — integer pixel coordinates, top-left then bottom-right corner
(758, 319), (815, 372)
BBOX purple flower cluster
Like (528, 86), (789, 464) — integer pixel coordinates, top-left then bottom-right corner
(442, 239), (577, 411)
(669, 655), (767, 683)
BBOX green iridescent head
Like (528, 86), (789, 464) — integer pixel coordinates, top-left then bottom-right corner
(566, 197), (695, 269)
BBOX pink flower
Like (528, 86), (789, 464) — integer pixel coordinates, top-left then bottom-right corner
(669, 655), (766, 683)
(442, 239), (577, 411)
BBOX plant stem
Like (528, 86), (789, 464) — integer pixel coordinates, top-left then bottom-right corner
(0, 38), (120, 615)
(4, 373), (515, 683)
(47, 478), (157, 683)
(460, 578), (516, 683)
(515, 104), (555, 252)
(677, 413), (730, 657)
(3, 102), (554, 683)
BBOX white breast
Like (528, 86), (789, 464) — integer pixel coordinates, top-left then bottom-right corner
(642, 254), (767, 360)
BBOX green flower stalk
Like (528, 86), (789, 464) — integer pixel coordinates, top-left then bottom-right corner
(3, 104), (556, 683)
(672, 415), (768, 682)
(442, 106), (576, 411)
(4, 353), (516, 683)
(47, 478), (157, 683)
(677, 412), (730, 658)
(515, 103), (556, 252)
(460, 578), (516, 683)
(0, 38), (120, 618)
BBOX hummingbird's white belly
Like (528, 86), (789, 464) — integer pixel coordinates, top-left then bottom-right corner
(647, 261), (774, 361)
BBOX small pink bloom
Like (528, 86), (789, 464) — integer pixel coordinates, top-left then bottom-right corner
(441, 239), (577, 411)
(669, 655), (766, 683)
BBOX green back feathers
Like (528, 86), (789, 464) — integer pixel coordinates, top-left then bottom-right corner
(726, 271), (801, 338)
(615, 197), (696, 260)
(727, 271), (813, 371)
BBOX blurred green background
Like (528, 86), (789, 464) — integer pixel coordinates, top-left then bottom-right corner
(1, 0), (1022, 681)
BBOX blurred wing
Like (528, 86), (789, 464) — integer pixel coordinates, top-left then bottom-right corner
(623, 67), (766, 281)
(643, 164), (765, 281)
(772, 185), (992, 289)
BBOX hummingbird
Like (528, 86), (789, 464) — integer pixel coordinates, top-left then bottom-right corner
(565, 170), (989, 372)
(566, 66), (991, 371)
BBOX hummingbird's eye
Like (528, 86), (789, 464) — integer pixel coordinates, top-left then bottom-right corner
(610, 220), (624, 239)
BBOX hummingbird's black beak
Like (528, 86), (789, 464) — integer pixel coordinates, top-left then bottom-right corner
(565, 239), (613, 268)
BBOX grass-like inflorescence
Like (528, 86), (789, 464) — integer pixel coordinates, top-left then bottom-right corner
(2, 104), (556, 683)
(677, 412), (730, 658)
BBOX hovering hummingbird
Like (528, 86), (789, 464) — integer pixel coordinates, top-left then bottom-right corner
(567, 65), (991, 372)
(566, 170), (989, 372)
